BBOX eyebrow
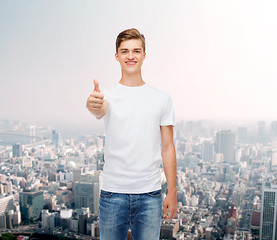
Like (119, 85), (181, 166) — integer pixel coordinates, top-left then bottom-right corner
(120, 48), (142, 51)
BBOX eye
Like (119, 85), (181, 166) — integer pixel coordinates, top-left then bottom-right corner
(135, 51), (140, 53)
(121, 51), (127, 54)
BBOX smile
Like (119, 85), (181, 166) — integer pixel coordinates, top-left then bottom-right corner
(126, 61), (136, 65)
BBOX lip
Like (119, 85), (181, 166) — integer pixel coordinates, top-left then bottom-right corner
(126, 61), (137, 66)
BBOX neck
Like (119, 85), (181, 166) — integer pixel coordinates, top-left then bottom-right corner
(119, 71), (145, 87)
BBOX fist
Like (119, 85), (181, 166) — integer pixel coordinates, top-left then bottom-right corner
(86, 79), (105, 114)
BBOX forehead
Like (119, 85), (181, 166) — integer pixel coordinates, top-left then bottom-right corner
(118, 39), (143, 50)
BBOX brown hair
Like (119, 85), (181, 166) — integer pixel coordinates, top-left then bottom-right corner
(116, 28), (146, 53)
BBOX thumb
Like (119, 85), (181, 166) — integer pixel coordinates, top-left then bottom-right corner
(93, 79), (100, 92)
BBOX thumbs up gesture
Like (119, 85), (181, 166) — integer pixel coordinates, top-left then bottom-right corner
(86, 79), (108, 119)
(93, 79), (101, 93)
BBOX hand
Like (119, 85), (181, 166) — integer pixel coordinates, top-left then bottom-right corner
(86, 79), (105, 118)
(163, 191), (177, 219)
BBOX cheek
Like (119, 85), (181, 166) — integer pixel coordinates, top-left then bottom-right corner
(115, 56), (123, 63)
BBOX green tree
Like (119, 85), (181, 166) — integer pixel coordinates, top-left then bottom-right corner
(0, 233), (17, 240)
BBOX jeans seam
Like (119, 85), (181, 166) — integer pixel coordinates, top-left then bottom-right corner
(146, 190), (162, 197)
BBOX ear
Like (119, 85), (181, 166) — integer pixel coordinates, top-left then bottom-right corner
(115, 53), (119, 62)
(143, 52), (146, 60)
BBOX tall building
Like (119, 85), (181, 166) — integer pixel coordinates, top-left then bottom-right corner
(73, 167), (88, 183)
(260, 181), (277, 240)
(251, 196), (261, 237)
(271, 121), (277, 140)
(257, 121), (267, 144)
(96, 151), (104, 171)
(215, 130), (235, 163)
(0, 195), (15, 215)
(12, 143), (22, 157)
(272, 149), (277, 167)
(202, 140), (214, 162)
(41, 209), (58, 230)
(0, 182), (12, 194)
(52, 130), (61, 147)
(237, 127), (248, 144)
(74, 180), (99, 214)
(19, 191), (43, 221)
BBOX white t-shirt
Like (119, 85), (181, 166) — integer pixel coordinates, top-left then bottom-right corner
(101, 82), (175, 193)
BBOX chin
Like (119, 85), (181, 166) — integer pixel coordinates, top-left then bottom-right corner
(123, 69), (139, 74)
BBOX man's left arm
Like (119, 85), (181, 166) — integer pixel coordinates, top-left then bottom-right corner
(160, 125), (177, 219)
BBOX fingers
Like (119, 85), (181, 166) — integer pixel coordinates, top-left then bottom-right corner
(93, 79), (100, 93)
(90, 91), (104, 99)
(88, 102), (103, 108)
(163, 203), (168, 218)
(163, 201), (177, 219)
(167, 207), (176, 219)
(163, 208), (176, 219)
(88, 95), (104, 104)
(87, 96), (104, 109)
(88, 106), (103, 111)
(87, 93), (104, 108)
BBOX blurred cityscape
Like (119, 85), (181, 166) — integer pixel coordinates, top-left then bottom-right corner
(1, 119), (277, 239)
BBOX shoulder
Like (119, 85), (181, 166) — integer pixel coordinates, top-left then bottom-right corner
(102, 84), (119, 99)
(145, 84), (171, 100)
(103, 83), (118, 93)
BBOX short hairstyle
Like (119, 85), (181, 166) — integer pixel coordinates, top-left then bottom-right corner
(116, 28), (146, 53)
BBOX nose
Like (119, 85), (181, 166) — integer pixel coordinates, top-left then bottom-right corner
(127, 51), (134, 59)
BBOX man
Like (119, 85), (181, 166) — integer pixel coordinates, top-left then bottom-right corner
(86, 28), (177, 240)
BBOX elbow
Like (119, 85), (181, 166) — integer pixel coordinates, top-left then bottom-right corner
(161, 143), (174, 157)
(161, 150), (166, 160)
(161, 145), (168, 158)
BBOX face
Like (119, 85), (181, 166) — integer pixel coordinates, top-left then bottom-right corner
(115, 39), (146, 75)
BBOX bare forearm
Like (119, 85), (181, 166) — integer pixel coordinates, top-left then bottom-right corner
(160, 126), (177, 219)
(162, 144), (177, 194)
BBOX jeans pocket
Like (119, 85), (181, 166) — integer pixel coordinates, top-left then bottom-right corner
(146, 189), (162, 197)
(100, 190), (114, 198)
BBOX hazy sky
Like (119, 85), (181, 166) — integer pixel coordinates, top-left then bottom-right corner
(0, 0), (276, 133)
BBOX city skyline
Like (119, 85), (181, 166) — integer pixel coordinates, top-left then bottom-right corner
(1, 115), (277, 238)
(0, 0), (277, 132)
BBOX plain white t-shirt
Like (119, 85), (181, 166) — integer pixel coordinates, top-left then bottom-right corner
(101, 82), (175, 193)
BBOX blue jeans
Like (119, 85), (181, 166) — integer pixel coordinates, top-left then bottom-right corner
(99, 189), (162, 240)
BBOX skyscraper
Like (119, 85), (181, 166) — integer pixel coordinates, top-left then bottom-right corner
(52, 130), (61, 147)
(272, 149), (277, 167)
(0, 195), (15, 215)
(202, 140), (214, 162)
(237, 127), (248, 144)
(12, 143), (22, 157)
(257, 121), (267, 144)
(19, 191), (43, 221)
(74, 181), (99, 214)
(271, 121), (277, 140)
(215, 130), (235, 163)
(260, 181), (277, 240)
(96, 151), (104, 171)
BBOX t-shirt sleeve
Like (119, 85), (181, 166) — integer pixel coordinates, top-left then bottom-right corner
(102, 89), (111, 120)
(102, 89), (111, 102)
(160, 95), (175, 126)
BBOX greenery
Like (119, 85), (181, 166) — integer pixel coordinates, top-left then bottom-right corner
(0, 233), (17, 240)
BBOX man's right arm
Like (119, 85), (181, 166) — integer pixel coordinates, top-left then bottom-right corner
(86, 79), (109, 119)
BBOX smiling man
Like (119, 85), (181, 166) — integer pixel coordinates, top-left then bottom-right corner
(86, 28), (177, 240)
